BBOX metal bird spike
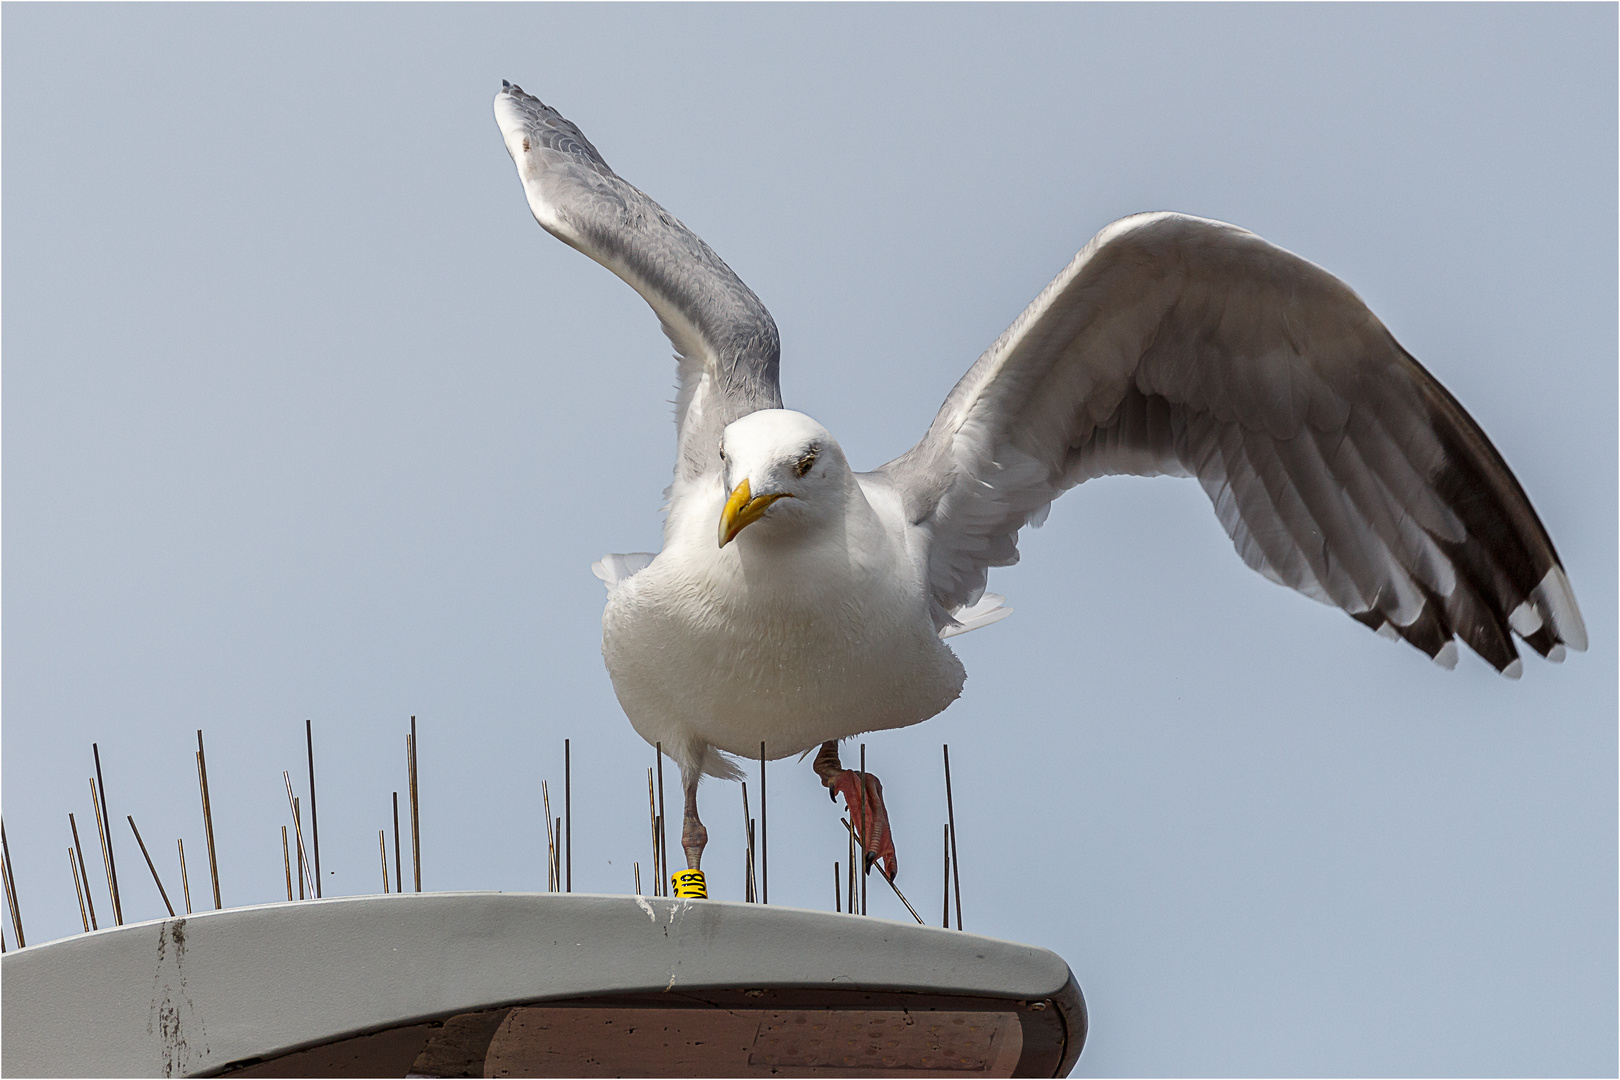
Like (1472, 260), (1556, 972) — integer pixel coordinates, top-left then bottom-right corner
(747, 819), (757, 903)
(306, 719), (322, 899)
(841, 818), (924, 925)
(408, 718), (421, 893)
(542, 780), (556, 893)
(634, 861), (641, 896)
(405, 736), (415, 882)
(196, 731), (222, 909)
(177, 839), (191, 915)
(834, 860), (841, 913)
(405, 736), (416, 891)
(564, 738), (571, 893)
(281, 827), (292, 901)
(655, 743), (667, 897)
(859, 743), (868, 917)
(70, 848), (89, 932)
(847, 815), (857, 916)
(392, 792), (402, 895)
(127, 816), (175, 917)
(1, 819), (24, 947)
(69, 814), (98, 930)
(92, 745), (122, 925)
(944, 744), (962, 932)
(89, 778), (120, 925)
(943, 823), (951, 929)
(740, 782), (753, 902)
(379, 830), (390, 894)
(283, 773), (313, 899)
(74, 842), (98, 930)
(759, 741), (768, 904)
(2, 828), (20, 940)
(0, 857), (18, 948)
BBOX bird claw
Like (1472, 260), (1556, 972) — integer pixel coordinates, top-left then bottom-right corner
(829, 769), (899, 880)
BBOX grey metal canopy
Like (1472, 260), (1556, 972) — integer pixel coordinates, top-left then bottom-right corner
(0, 892), (1085, 1078)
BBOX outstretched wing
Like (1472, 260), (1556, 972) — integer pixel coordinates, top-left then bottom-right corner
(873, 212), (1586, 675)
(493, 83), (781, 480)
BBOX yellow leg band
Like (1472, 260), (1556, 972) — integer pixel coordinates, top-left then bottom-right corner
(671, 869), (707, 898)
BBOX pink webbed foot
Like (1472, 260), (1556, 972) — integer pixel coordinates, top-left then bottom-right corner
(827, 769), (899, 882)
(813, 740), (899, 880)
(822, 777), (900, 887)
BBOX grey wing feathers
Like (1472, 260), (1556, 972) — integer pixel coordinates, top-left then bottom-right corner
(876, 212), (1585, 673)
(493, 83), (781, 479)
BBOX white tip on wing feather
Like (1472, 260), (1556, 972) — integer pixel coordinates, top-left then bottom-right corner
(1531, 565), (1587, 652)
(1507, 600), (1543, 637)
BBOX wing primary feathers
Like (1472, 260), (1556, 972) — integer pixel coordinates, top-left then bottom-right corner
(870, 211), (1583, 673)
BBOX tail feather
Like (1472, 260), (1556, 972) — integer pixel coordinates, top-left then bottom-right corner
(591, 552), (657, 591)
(939, 592), (1012, 639)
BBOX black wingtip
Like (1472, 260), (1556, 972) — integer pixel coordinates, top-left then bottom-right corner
(501, 79), (511, 89)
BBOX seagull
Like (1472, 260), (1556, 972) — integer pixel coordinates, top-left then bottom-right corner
(493, 83), (1586, 886)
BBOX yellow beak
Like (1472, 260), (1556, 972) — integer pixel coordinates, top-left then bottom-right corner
(718, 478), (791, 547)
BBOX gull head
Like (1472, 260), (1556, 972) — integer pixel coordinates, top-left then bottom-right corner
(717, 410), (849, 548)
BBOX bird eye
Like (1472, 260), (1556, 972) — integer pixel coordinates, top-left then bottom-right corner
(718, 443), (726, 462)
(795, 448), (819, 477)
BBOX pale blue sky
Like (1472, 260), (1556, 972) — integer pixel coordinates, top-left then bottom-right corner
(4, 5), (1615, 1075)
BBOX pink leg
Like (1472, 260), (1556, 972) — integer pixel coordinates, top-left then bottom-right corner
(680, 767), (707, 871)
(813, 741), (898, 880)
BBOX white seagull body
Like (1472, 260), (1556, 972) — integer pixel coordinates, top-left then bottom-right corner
(599, 418), (968, 780)
(493, 83), (1586, 877)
